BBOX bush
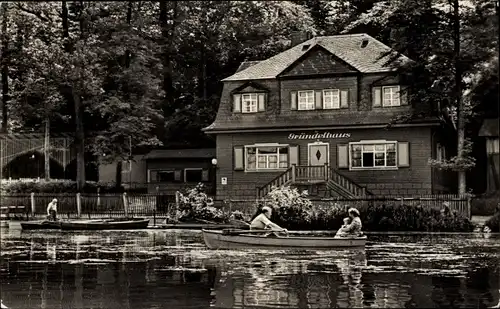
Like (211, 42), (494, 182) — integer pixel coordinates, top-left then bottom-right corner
(362, 204), (474, 232)
(471, 191), (500, 216)
(485, 212), (500, 232)
(177, 183), (228, 223)
(259, 186), (313, 230)
(257, 186), (474, 232)
(1, 179), (123, 194)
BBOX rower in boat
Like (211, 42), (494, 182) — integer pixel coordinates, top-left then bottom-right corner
(249, 206), (288, 236)
(46, 199), (58, 221)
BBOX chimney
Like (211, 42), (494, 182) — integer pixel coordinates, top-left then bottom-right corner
(290, 31), (313, 47)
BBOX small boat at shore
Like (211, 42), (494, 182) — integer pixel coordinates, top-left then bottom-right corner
(60, 218), (150, 230)
(202, 229), (367, 250)
(21, 220), (62, 230)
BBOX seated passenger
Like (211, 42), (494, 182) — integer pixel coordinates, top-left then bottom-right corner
(250, 206), (288, 234)
(335, 217), (352, 238)
(335, 208), (363, 238)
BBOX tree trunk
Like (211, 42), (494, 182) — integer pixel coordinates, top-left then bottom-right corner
(62, 0), (85, 190)
(453, 0), (466, 195)
(114, 1), (134, 189)
(159, 1), (177, 111)
(44, 118), (50, 180)
(1, 2), (9, 133)
(115, 160), (122, 190)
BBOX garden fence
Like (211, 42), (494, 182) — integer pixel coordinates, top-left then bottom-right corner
(0, 192), (471, 219)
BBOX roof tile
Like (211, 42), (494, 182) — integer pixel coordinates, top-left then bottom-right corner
(222, 33), (411, 81)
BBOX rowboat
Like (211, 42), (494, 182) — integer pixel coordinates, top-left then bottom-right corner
(202, 229), (367, 250)
(60, 218), (150, 230)
(20, 220), (62, 230)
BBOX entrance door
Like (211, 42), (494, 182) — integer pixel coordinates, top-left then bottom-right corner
(308, 142), (329, 166)
(307, 142), (329, 181)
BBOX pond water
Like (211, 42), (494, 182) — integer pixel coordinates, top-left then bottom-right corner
(1, 228), (499, 309)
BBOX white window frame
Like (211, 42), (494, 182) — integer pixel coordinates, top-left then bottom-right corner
(244, 143), (289, 171)
(184, 168), (204, 183)
(382, 86), (401, 107)
(349, 140), (398, 170)
(121, 160), (132, 173)
(148, 169), (177, 183)
(322, 89), (340, 109)
(298, 90), (315, 110)
(241, 93), (258, 113)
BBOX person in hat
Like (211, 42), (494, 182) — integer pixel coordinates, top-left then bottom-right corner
(46, 198), (58, 221)
(250, 206), (288, 234)
(335, 207), (363, 238)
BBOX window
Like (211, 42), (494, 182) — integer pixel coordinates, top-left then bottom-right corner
(245, 145), (289, 171)
(157, 170), (176, 182)
(436, 143), (446, 161)
(242, 93), (258, 113)
(323, 89), (340, 109)
(350, 141), (397, 169)
(382, 86), (400, 107)
(185, 168), (203, 182)
(298, 90), (315, 110)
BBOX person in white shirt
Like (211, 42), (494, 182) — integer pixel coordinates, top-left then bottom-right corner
(46, 199), (58, 221)
(250, 206), (288, 234)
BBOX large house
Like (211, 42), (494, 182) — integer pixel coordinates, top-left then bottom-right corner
(203, 33), (455, 200)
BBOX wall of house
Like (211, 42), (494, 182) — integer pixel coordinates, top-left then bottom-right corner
(98, 155), (147, 184)
(146, 159), (215, 194)
(215, 126), (435, 200)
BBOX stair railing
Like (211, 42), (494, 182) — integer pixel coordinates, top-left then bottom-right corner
(329, 168), (370, 196)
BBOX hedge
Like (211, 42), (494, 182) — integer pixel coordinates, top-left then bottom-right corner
(1, 179), (123, 194)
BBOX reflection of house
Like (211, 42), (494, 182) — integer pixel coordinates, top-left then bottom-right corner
(204, 33), (456, 200)
(98, 148), (216, 194)
(479, 119), (499, 193)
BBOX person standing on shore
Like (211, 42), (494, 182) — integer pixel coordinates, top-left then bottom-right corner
(46, 199), (58, 221)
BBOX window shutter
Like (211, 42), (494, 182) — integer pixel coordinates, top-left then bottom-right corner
(290, 91), (297, 110)
(202, 169), (209, 181)
(174, 170), (182, 181)
(234, 146), (244, 171)
(372, 87), (381, 107)
(315, 90), (322, 109)
(257, 93), (266, 111)
(398, 142), (410, 167)
(337, 144), (349, 168)
(149, 170), (157, 183)
(400, 87), (409, 105)
(340, 89), (349, 108)
(233, 94), (241, 113)
(289, 145), (299, 166)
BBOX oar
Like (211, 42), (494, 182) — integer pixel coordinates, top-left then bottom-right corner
(222, 229), (287, 236)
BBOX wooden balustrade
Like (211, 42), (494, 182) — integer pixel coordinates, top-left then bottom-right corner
(257, 165), (370, 198)
(329, 168), (369, 197)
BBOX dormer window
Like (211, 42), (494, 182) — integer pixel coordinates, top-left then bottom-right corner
(242, 93), (258, 113)
(232, 92), (266, 113)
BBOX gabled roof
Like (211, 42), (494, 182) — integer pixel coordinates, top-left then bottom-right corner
(235, 61), (261, 73)
(222, 33), (411, 82)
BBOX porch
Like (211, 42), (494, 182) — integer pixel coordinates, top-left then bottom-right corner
(256, 164), (370, 198)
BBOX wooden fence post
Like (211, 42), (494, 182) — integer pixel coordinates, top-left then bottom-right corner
(30, 192), (35, 216)
(123, 192), (129, 217)
(97, 187), (101, 208)
(76, 193), (81, 217)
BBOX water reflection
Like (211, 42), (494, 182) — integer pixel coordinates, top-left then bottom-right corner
(0, 229), (499, 309)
